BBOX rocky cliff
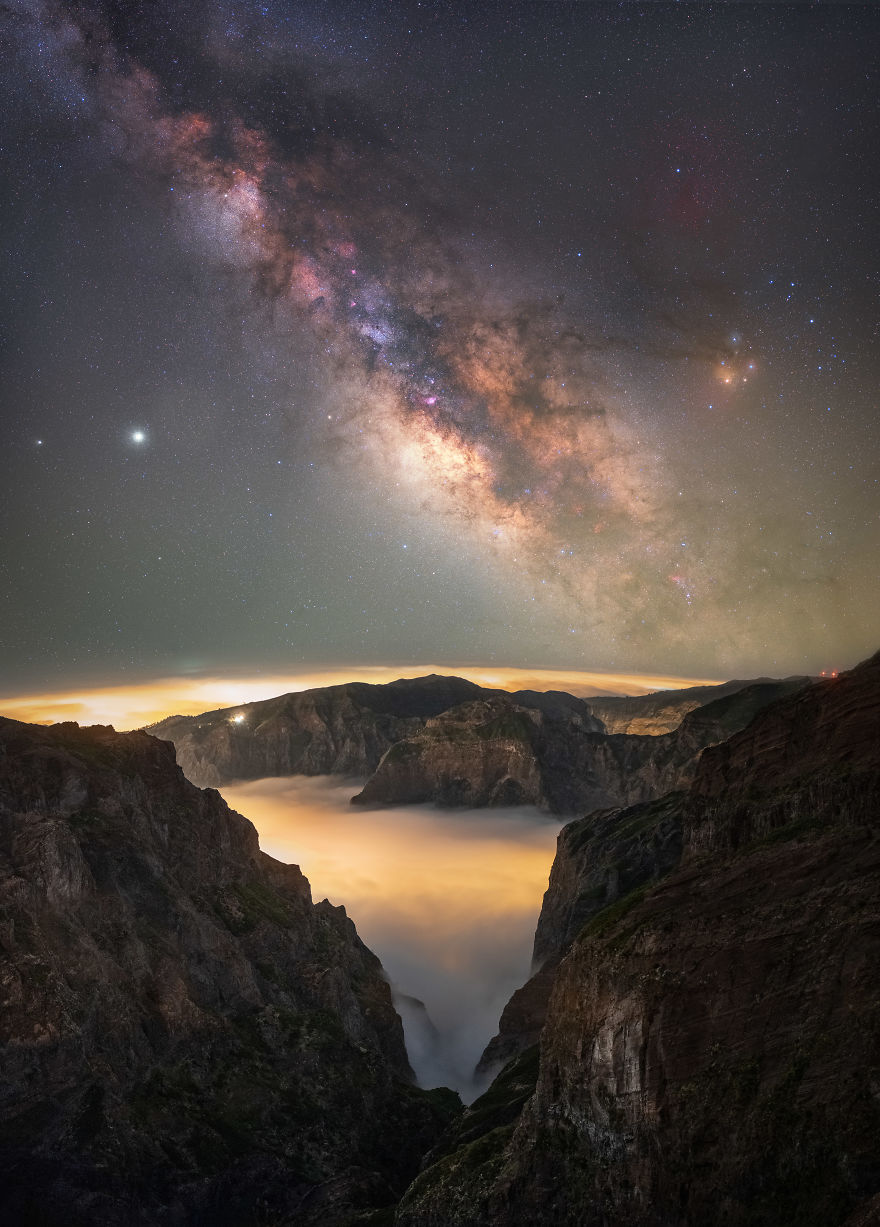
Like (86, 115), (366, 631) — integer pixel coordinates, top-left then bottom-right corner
(396, 651), (880, 1226)
(353, 678), (810, 816)
(477, 791), (685, 1074)
(0, 718), (458, 1226)
(147, 673), (809, 816)
(352, 698), (613, 813)
(146, 674), (499, 788)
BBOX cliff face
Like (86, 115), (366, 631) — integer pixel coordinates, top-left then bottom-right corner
(397, 652), (880, 1227)
(0, 718), (458, 1226)
(148, 673), (808, 815)
(354, 679), (810, 816)
(477, 792), (684, 1074)
(147, 674), (496, 788)
(352, 699), (612, 813)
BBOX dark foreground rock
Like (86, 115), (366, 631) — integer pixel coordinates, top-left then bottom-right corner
(0, 718), (459, 1226)
(396, 651), (880, 1226)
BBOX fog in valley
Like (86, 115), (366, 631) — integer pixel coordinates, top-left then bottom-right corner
(221, 777), (562, 1100)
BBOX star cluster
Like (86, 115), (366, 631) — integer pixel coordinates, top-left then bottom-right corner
(1, 0), (877, 690)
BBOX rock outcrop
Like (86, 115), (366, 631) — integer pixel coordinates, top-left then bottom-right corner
(0, 718), (458, 1226)
(397, 652), (880, 1226)
(352, 698), (612, 813)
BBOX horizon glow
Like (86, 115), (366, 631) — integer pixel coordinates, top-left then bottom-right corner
(0, 664), (724, 730)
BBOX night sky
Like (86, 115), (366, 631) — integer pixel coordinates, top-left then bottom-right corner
(3, 0), (878, 695)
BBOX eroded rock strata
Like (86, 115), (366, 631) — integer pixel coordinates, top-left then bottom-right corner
(0, 718), (458, 1226)
(397, 652), (880, 1226)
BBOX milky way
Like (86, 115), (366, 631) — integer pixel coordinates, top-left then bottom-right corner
(87, 18), (666, 615)
(3, 1), (878, 687)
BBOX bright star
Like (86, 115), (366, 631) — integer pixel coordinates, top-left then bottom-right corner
(131, 430), (146, 444)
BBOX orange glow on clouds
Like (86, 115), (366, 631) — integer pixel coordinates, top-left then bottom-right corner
(0, 665), (721, 730)
(220, 776), (563, 1091)
(228, 777), (556, 929)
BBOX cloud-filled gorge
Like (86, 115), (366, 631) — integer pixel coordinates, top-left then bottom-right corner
(221, 776), (561, 1099)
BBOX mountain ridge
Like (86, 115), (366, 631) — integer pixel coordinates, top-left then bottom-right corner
(352, 676), (812, 815)
(146, 672), (812, 815)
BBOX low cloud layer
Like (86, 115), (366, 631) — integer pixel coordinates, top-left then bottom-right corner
(221, 775), (562, 1100)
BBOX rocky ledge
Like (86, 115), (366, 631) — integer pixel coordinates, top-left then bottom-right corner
(0, 718), (458, 1226)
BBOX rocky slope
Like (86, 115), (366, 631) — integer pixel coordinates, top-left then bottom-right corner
(353, 678), (810, 816)
(0, 717), (458, 1226)
(396, 651), (880, 1226)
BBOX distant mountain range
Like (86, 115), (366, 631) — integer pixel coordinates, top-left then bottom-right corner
(2, 653), (878, 1224)
(149, 672), (813, 814)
